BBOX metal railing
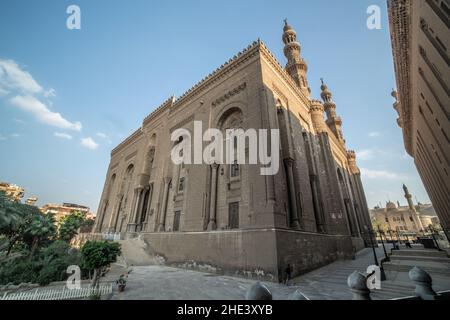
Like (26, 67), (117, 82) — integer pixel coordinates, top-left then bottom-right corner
(0, 283), (113, 300)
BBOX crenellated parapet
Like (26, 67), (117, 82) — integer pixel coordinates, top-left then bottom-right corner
(347, 150), (360, 175)
(143, 96), (176, 127)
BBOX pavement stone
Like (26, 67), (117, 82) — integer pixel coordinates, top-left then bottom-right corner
(108, 244), (450, 300)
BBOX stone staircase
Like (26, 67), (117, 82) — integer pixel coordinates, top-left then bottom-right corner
(115, 236), (166, 267)
(383, 248), (450, 277)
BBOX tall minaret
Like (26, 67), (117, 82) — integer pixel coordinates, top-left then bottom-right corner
(320, 79), (345, 145)
(403, 184), (416, 212)
(282, 19), (310, 96)
(403, 184), (425, 231)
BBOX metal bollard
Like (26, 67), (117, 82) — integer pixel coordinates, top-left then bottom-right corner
(409, 266), (437, 300)
(245, 282), (273, 300)
(347, 271), (371, 300)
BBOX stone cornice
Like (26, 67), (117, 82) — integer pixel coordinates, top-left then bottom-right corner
(143, 96), (175, 127)
(172, 42), (261, 110)
(387, 0), (413, 156)
(111, 129), (143, 156)
(258, 42), (311, 107)
(212, 82), (247, 107)
(109, 39), (315, 157)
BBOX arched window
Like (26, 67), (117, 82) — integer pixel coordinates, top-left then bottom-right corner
(218, 107), (243, 178)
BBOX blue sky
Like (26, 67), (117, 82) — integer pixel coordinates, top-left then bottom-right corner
(0, 0), (430, 213)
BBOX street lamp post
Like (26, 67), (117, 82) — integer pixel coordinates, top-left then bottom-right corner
(395, 227), (402, 246)
(429, 226), (442, 251)
(367, 228), (379, 266)
(377, 226), (389, 261)
(367, 228), (386, 281)
(387, 229), (397, 250)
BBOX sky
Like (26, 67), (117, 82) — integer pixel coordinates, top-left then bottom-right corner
(0, 0), (431, 213)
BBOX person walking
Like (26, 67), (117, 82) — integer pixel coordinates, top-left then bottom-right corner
(285, 264), (292, 286)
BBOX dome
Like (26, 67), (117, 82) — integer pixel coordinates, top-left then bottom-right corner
(386, 201), (397, 210)
(283, 19), (295, 33)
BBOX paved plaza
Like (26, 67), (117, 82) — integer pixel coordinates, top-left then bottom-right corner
(108, 245), (450, 300)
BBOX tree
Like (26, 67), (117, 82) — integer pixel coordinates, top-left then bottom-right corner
(58, 211), (86, 242)
(0, 191), (39, 255)
(80, 218), (95, 233)
(81, 241), (121, 289)
(25, 212), (56, 258)
(36, 240), (81, 285)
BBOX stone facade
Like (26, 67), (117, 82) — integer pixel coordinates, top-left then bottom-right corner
(388, 0), (450, 240)
(93, 21), (372, 280)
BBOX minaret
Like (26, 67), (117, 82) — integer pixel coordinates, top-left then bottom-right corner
(403, 184), (416, 212)
(282, 19), (310, 96)
(403, 184), (425, 231)
(320, 79), (346, 145)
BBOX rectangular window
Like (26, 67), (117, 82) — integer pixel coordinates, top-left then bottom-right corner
(230, 161), (240, 178)
(173, 211), (181, 232)
(228, 202), (239, 229)
(178, 177), (185, 192)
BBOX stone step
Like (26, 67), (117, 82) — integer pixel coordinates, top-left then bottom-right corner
(383, 260), (450, 276)
(389, 255), (450, 263)
(390, 249), (449, 258)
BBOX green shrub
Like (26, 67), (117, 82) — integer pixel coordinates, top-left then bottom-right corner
(0, 258), (39, 285)
(0, 241), (82, 285)
(81, 241), (121, 288)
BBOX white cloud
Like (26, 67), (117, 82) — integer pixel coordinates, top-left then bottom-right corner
(368, 131), (381, 138)
(54, 132), (73, 140)
(0, 59), (42, 94)
(97, 132), (112, 144)
(360, 168), (402, 180)
(1, 59), (82, 133)
(11, 133), (21, 138)
(81, 137), (99, 150)
(356, 149), (375, 161)
(9, 95), (82, 131)
(43, 88), (56, 98)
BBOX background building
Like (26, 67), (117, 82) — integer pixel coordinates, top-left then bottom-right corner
(25, 197), (38, 206)
(0, 181), (24, 202)
(41, 203), (95, 223)
(388, 0), (450, 240)
(93, 21), (373, 280)
(370, 185), (441, 238)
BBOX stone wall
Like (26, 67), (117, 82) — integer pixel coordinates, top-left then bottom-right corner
(141, 229), (359, 282)
(274, 230), (356, 281)
(142, 229), (279, 281)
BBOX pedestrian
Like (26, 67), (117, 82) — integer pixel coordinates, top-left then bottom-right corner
(285, 264), (292, 286)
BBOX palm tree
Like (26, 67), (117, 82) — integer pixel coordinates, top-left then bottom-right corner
(26, 213), (56, 258)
